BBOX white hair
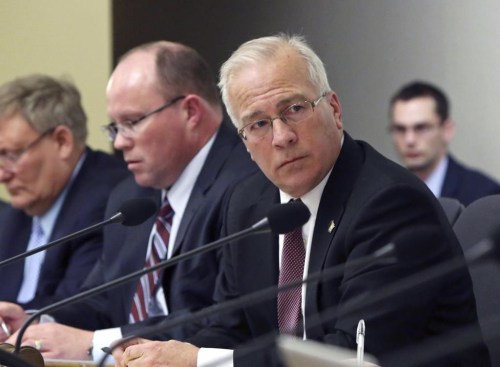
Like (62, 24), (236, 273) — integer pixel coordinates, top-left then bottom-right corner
(218, 34), (331, 126)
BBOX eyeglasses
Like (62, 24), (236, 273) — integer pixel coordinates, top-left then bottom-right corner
(0, 127), (55, 171)
(388, 122), (440, 138)
(102, 95), (186, 141)
(238, 93), (328, 141)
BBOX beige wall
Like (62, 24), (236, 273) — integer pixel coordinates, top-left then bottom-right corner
(0, 0), (112, 201)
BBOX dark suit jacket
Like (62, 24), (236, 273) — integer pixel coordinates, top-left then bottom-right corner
(53, 122), (258, 339)
(0, 148), (129, 309)
(441, 155), (500, 206)
(189, 133), (490, 367)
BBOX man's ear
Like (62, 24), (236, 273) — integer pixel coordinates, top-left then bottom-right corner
(182, 95), (203, 128)
(329, 92), (343, 129)
(442, 118), (455, 144)
(52, 125), (75, 159)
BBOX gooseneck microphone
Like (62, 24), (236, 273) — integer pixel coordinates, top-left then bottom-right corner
(251, 200), (311, 234)
(101, 226), (420, 366)
(0, 197), (157, 269)
(14, 201), (311, 354)
(102, 225), (498, 367)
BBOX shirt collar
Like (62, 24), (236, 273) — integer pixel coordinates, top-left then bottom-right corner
(35, 151), (87, 237)
(424, 155), (449, 197)
(162, 131), (217, 214)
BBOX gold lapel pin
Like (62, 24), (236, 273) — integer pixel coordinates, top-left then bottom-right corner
(328, 220), (335, 233)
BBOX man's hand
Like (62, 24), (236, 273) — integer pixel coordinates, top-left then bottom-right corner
(0, 302), (28, 341)
(6, 323), (94, 360)
(113, 338), (198, 367)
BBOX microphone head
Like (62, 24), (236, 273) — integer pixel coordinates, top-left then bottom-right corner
(116, 197), (158, 226)
(268, 201), (310, 234)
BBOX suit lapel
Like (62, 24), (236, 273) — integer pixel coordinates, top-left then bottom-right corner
(171, 122), (236, 256)
(0, 209), (31, 300)
(305, 134), (364, 338)
(239, 186), (281, 331)
(440, 155), (460, 198)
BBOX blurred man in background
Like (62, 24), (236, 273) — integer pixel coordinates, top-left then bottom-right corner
(389, 81), (500, 206)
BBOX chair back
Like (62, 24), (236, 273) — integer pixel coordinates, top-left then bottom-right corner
(438, 197), (464, 225)
(453, 194), (500, 366)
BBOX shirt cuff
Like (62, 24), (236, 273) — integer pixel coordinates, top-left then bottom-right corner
(92, 327), (122, 363)
(197, 348), (234, 367)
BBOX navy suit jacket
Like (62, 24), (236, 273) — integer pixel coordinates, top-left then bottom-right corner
(441, 155), (500, 206)
(53, 122), (258, 339)
(0, 148), (129, 309)
(189, 133), (490, 367)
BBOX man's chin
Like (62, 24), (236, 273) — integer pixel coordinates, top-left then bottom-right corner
(406, 161), (431, 175)
(11, 200), (37, 216)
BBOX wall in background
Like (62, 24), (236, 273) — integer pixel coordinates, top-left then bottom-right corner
(113, 0), (500, 181)
(0, 0), (112, 201)
(1, 1), (499, 200)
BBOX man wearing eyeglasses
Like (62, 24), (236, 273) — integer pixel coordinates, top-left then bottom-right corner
(3, 41), (257, 361)
(112, 35), (489, 367)
(389, 81), (500, 206)
(0, 75), (129, 321)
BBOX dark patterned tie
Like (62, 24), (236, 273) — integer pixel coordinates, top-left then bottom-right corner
(277, 200), (306, 335)
(129, 199), (174, 323)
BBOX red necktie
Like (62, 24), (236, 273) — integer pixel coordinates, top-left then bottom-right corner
(129, 199), (173, 323)
(277, 200), (306, 335)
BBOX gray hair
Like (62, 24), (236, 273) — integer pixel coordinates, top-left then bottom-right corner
(0, 74), (88, 144)
(219, 34), (331, 126)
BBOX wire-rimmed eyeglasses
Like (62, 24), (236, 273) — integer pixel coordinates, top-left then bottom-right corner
(238, 92), (328, 141)
(0, 127), (55, 171)
(102, 95), (186, 142)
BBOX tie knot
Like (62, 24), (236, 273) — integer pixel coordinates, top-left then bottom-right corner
(159, 199), (174, 220)
(32, 218), (44, 237)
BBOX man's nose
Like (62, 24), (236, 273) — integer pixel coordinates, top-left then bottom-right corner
(113, 131), (133, 151)
(271, 119), (297, 146)
(0, 167), (14, 183)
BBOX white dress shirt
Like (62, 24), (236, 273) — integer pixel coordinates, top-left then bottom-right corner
(92, 133), (216, 362)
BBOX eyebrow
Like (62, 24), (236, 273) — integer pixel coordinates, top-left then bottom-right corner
(241, 93), (308, 122)
(391, 121), (434, 127)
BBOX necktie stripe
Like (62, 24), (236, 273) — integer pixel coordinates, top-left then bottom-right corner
(129, 199), (174, 323)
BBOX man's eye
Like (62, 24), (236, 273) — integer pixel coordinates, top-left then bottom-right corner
(250, 120), (270, 130)
(393, 126), (406, 134)
(414, 124), (431, 133)
(284, 103), (307, 118)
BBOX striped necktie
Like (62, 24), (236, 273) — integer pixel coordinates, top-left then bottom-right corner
(129, 199), (174, 323)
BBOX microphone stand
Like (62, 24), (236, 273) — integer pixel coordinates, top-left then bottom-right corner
(101, 234), (494, 367)
(97, 246), (396, 367)
(14, 223), (272, 353)
(0, 213), (123, 268)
